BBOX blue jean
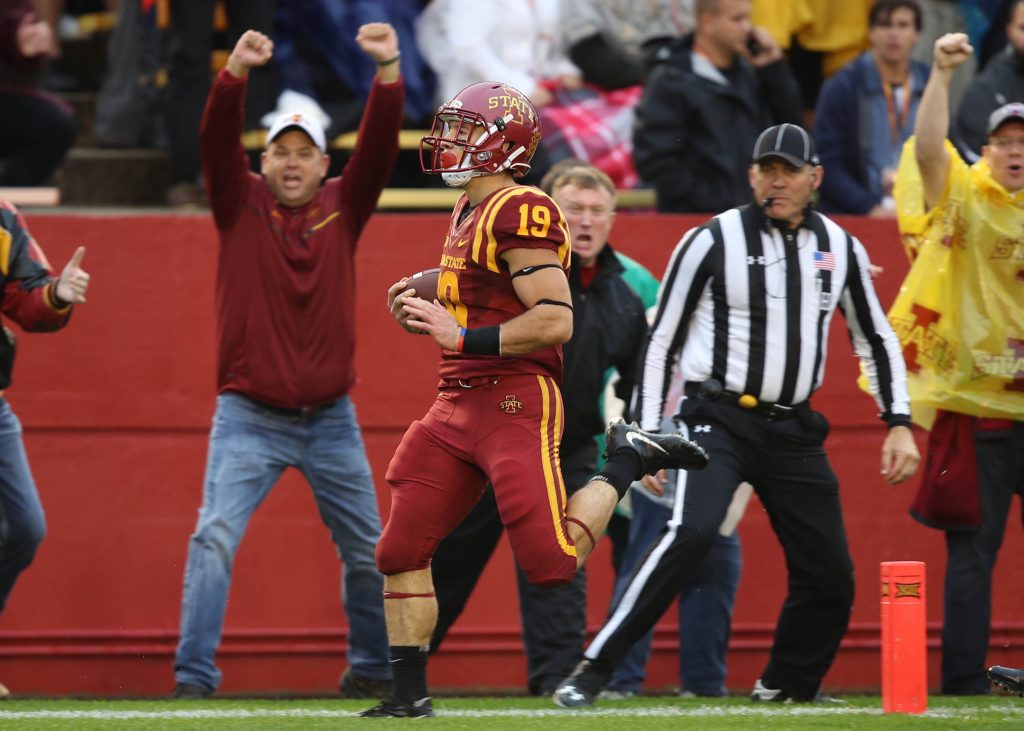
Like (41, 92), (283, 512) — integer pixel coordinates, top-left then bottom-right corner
(0, 399), (46, 613)
(606, 490), (741, 696)
(174, 393), (389, 690)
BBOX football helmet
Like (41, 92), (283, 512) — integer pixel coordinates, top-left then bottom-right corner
(421, 82), (541, 187)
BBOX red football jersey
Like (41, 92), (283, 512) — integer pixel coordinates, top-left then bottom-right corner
(435, 185), (571, 382)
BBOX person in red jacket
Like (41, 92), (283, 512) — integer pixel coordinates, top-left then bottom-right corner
(171, 24), (404, 700)
(0, 198), (89, 698)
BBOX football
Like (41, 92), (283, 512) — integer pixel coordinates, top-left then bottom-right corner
(401, 267), (441, 301)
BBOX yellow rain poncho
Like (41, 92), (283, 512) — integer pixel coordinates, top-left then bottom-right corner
(876, 137), (1024, 429)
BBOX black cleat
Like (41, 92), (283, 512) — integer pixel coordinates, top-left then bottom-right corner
(552, 659), (612, 708)
(359, 695), (434, 718)
(605, 419), (709, 474)
(339, 667), (392, 699)
(171, 682), (213, 700)
(988, 666), (1024, 695)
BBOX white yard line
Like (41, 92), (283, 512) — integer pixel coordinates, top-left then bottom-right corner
(0, 705), (1021, 720)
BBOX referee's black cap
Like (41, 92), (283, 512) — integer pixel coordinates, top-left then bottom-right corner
(752, 123), (820, 168)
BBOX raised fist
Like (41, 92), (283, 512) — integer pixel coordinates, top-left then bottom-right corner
(226, 30), (273, 77)
(933, 33), (973, 71)
(355, 22), (399, 64)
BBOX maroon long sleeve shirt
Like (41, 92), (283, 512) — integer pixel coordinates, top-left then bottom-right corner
(201, 69), (404, 408)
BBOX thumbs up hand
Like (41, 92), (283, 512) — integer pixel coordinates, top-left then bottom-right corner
(55, 247), (89, 305)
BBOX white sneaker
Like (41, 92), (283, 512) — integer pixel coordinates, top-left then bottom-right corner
(750, 678), (786, 702)
(750, 678), (846, 704)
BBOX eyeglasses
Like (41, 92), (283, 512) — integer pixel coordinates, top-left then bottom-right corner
(988, 136), (1024, 150)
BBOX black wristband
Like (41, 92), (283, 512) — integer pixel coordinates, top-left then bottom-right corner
(460, 325), (500, 355)
(377, 53), (401, 66)
(884, 413), (913, 430)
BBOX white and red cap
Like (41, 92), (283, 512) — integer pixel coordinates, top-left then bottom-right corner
(266, 111), (327, 153)
(987, 102), (1024, 136)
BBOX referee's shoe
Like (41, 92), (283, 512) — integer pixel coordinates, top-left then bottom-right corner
(552, 659), (612, 708)
(750, 679), (847, 704)
(605, 419), (709, 474)
(360, 695), (435, 717)
(988, 666), (1024, 695)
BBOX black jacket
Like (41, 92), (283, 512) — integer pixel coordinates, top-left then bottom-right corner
(561, 244), (647, 455)
(633, 33), (803, 213)
(953, 48), (1024, 162)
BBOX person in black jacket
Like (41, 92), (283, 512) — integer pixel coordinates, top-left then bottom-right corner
(427, 164), (649, 696)
(953, 0), (1024, 162)
(633, 0), (802, 213)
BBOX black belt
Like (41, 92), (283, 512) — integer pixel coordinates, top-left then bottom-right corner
(439, 376), (501, 389)
(256, 398), (337, 419)
(684, 381), (799, 421)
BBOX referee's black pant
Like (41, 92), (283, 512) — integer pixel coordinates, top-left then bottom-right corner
(585, 395), (855, 700)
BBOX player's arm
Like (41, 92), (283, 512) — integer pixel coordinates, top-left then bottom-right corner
(499, 246), (573, 354)
(401, 247), (572, 354)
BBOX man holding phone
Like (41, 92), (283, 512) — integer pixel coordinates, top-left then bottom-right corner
(632, 0), (803, 213)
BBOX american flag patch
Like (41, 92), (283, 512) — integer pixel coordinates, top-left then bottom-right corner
(813, 251), (836, 270)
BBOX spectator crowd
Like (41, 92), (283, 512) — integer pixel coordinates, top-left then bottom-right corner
(2, 0), (1021, 210)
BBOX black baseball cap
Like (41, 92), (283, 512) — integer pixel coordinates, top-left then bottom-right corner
(987, 102), (1024, 136)
(752, 123), (820, 167)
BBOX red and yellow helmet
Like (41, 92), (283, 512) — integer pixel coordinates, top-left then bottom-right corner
(421, 82), (541, 185)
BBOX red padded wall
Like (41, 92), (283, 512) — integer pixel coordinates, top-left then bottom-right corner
(0, 211), (1020, 696)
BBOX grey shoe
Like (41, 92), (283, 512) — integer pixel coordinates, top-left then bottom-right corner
(171, 682), (212, 700)
(552, 659), (612, 708)
(339, 667), (392, 699)
(597, 688), (638, 701)
(989, 666), (1024, 695)
(359, 695), (434, 717)
(605, 419), (709, 474)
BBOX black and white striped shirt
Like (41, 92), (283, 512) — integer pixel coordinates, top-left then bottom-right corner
(637, 204), (911, 430)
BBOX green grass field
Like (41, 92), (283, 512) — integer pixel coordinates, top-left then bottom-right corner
(1, 695), (1022, 730)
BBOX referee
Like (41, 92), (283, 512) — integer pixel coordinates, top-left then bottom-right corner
(554, 123), (921, 707)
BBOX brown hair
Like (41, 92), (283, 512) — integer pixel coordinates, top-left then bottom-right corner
(869, 0), (922, 31)
(549, 166), (618, 202)
(538, 158), (588, 194)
